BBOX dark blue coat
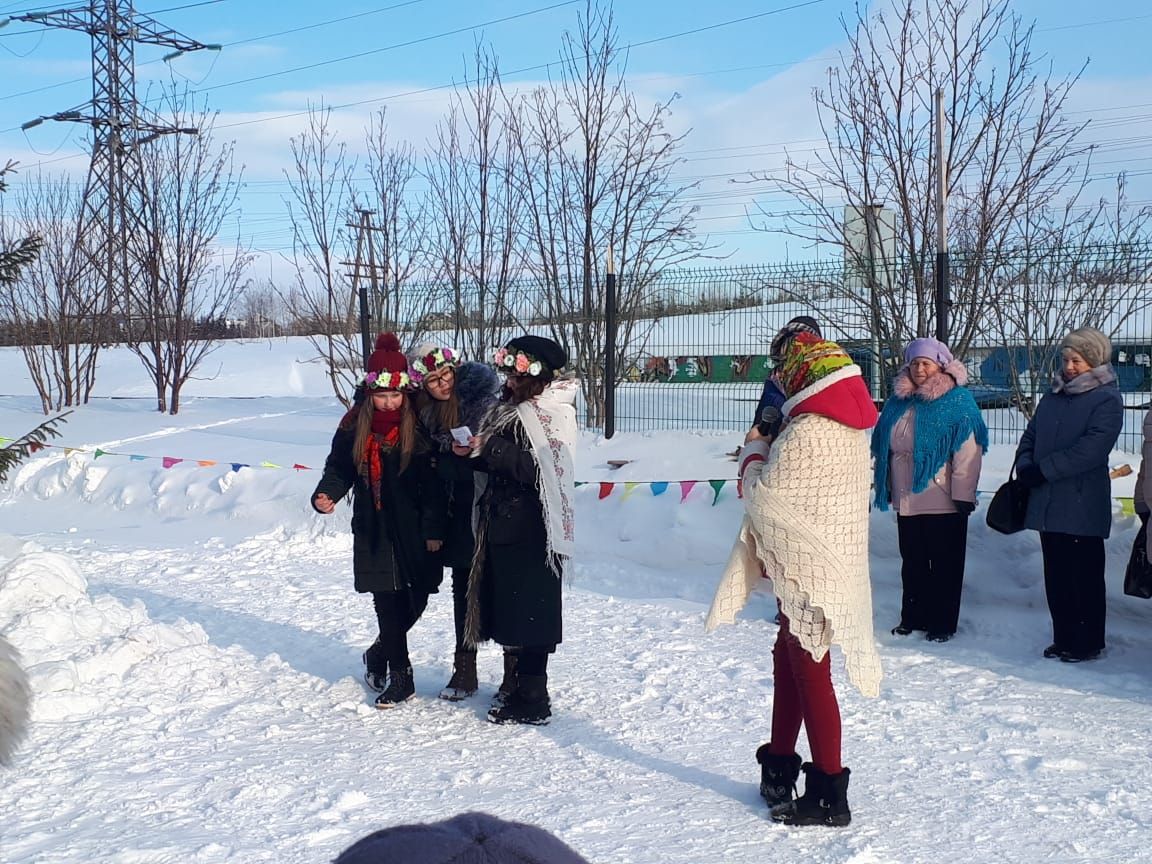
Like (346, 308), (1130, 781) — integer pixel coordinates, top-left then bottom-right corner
(754, 377), (786, 424)
(1015, 377), (1123, 538)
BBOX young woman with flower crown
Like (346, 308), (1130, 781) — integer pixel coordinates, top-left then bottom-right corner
(407, 343), (501, 702)
(311, 333), (448, 708)
(455, 334), (577, 725)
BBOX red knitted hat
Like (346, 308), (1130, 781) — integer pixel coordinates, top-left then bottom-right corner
(364, 333), (413, 390)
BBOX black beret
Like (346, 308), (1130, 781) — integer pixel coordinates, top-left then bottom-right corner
(505, 335), (567, 372)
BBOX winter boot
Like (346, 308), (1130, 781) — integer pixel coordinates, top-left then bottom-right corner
(488, 673), (551, 725)
(492, 650), (519, 707)
(755, 745), (802, 807)
(439, 650), (479, 701)
(362, 638), (388, 693)
(374, 664), (415, 709)
(770, 764), (851, 827)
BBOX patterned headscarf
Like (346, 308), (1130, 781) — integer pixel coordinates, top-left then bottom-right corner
(778, 331), (854, 398)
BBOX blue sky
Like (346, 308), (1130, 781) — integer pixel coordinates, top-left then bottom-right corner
(1, 0), (1151, 268)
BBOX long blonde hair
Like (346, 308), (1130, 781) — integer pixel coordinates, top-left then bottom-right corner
(352, 391), (417, 473)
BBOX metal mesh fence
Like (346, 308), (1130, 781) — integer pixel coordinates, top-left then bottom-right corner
(395, 247), (1152, 452)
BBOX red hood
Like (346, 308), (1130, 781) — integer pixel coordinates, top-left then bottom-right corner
(786, 367), (878, 430)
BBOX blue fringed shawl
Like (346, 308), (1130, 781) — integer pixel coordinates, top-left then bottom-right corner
(871, 383), (988, 511)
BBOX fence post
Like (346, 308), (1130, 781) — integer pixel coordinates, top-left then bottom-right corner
(605, 246), (617, 439)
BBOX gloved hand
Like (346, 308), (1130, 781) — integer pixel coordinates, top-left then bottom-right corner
(952, 499), (975, 516)
(1016, 463), (1046, 488)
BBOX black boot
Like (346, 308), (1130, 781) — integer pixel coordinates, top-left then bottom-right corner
(755, 745), (801, 807)
(362, 638), (387, 693)
(770, 764), (851, 827)
(488, 673), (551, 725)
(374, 663), (415, 709)
(439, 650), (478, 701)
(492, 650), (519, 707)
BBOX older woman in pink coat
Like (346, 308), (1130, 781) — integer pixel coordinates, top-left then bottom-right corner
(872, 338), (988, 642)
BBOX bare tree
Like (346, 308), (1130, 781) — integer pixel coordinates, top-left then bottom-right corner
(425, 45), (525, 360)
(359, 109), (443, 340)
(985, 177), (1152, 415)
(757, 0), (1125, 393)
(0, 160), (70, 477)
(512, 1), (703, 423)
(283, 104), (361, 405)
(130, 85), (251, 414)
(0, 170), (103, 411)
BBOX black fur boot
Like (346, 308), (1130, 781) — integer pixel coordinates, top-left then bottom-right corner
(492, 649), (519, 707)
(755, 745), (802, 806)
(362, 638), (387, 693)
(770, 764), (851, 827)
(374, 663), (415, 709)
(439, 650), (479, 701)
(488, 673), (551, 725)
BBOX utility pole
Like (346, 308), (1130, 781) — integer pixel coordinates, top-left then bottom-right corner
(11, 1), (219, 338)
(343, 209), (385, 365)
(934, 87), (951, 344)
(604, 245), (617, 439)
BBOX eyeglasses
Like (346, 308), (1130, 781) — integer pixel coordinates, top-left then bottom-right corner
(425, 368), (455, 387)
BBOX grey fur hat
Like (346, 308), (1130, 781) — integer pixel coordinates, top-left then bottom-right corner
(333, 812), (589, 864)
(0, 634), (30, 767)
(1060, 327), (1112, 369)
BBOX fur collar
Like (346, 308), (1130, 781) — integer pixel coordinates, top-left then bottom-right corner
(892, 359), (968, 401)
(1051, 363), (1116, 395)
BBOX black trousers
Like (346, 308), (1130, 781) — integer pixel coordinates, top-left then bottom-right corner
(372, 591), (411, 666)
(450, 567), (469, 651)
(896, 513), (970, 634)
(1039, 532), (1106, 655)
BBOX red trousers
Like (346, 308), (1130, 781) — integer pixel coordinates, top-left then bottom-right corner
(767, 612), (843, 774)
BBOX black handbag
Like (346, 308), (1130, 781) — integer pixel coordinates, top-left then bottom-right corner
(986, 462), (1030, 535)
(1124, 516), (1152, 599)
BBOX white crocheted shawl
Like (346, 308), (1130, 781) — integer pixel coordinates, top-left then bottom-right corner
(706, 413), (883, 697)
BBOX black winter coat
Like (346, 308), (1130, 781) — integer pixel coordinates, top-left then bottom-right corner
(313, 427), (448, 606)
(471, 417), (563, 648)
(416, 362), (500, 572)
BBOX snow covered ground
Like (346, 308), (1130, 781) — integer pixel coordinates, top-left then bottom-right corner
(1, 339), (1150, 864)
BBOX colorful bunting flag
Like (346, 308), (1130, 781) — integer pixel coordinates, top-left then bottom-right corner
(621, 481), (640, 501)
(230, 463), (248, 472)
(162, 457), (183, 469)
(679, 480), (697, 502)
(94, 448), (107, 459)
(260, 461), (281, 469)
(709, 479), (727, 505)
(197, 460), (217, 467)
(292, 463), (310, 471)
(598, 482), (614, 500)
(650, 481), (669, 496)
(130, 454), (148, 462)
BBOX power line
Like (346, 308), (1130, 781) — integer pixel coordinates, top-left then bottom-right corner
(193, 0), (580, 95)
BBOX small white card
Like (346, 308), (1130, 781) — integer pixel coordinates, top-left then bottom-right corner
(450, 426), (474, 446)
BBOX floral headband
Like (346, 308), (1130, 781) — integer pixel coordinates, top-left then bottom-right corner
(412, 347), (458, 378)
(361, 369), (413, 391)
(493, 346), (546, 377)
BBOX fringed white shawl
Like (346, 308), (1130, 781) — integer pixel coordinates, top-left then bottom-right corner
(517, 378), (578, 563)
(705, 415), (883, 698)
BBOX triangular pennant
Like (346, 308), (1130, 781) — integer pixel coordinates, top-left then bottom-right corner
(197, 460), (217, 467)
(621, 481), (641, 501)
(260, 461), (281, 469)
(598, 482), (615, 500)
(1120, 497), (1136, 516)
(575, 481), (587, 487)
(130, 454), (148, 462)
(162, 457), (183, 469)
(230, 463), (247, 472)
(28, 441), (44, 453)
(63, 447), (76, 455)
(709, 479), (728, 505)
(94, 448), (107, 459)
(650, 481), (669, 496)
(679, 480), (697, 502)
(292, 463), (310, 471)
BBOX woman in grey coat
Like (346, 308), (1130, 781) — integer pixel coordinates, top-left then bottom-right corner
(1015, 327), (1124, 663)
